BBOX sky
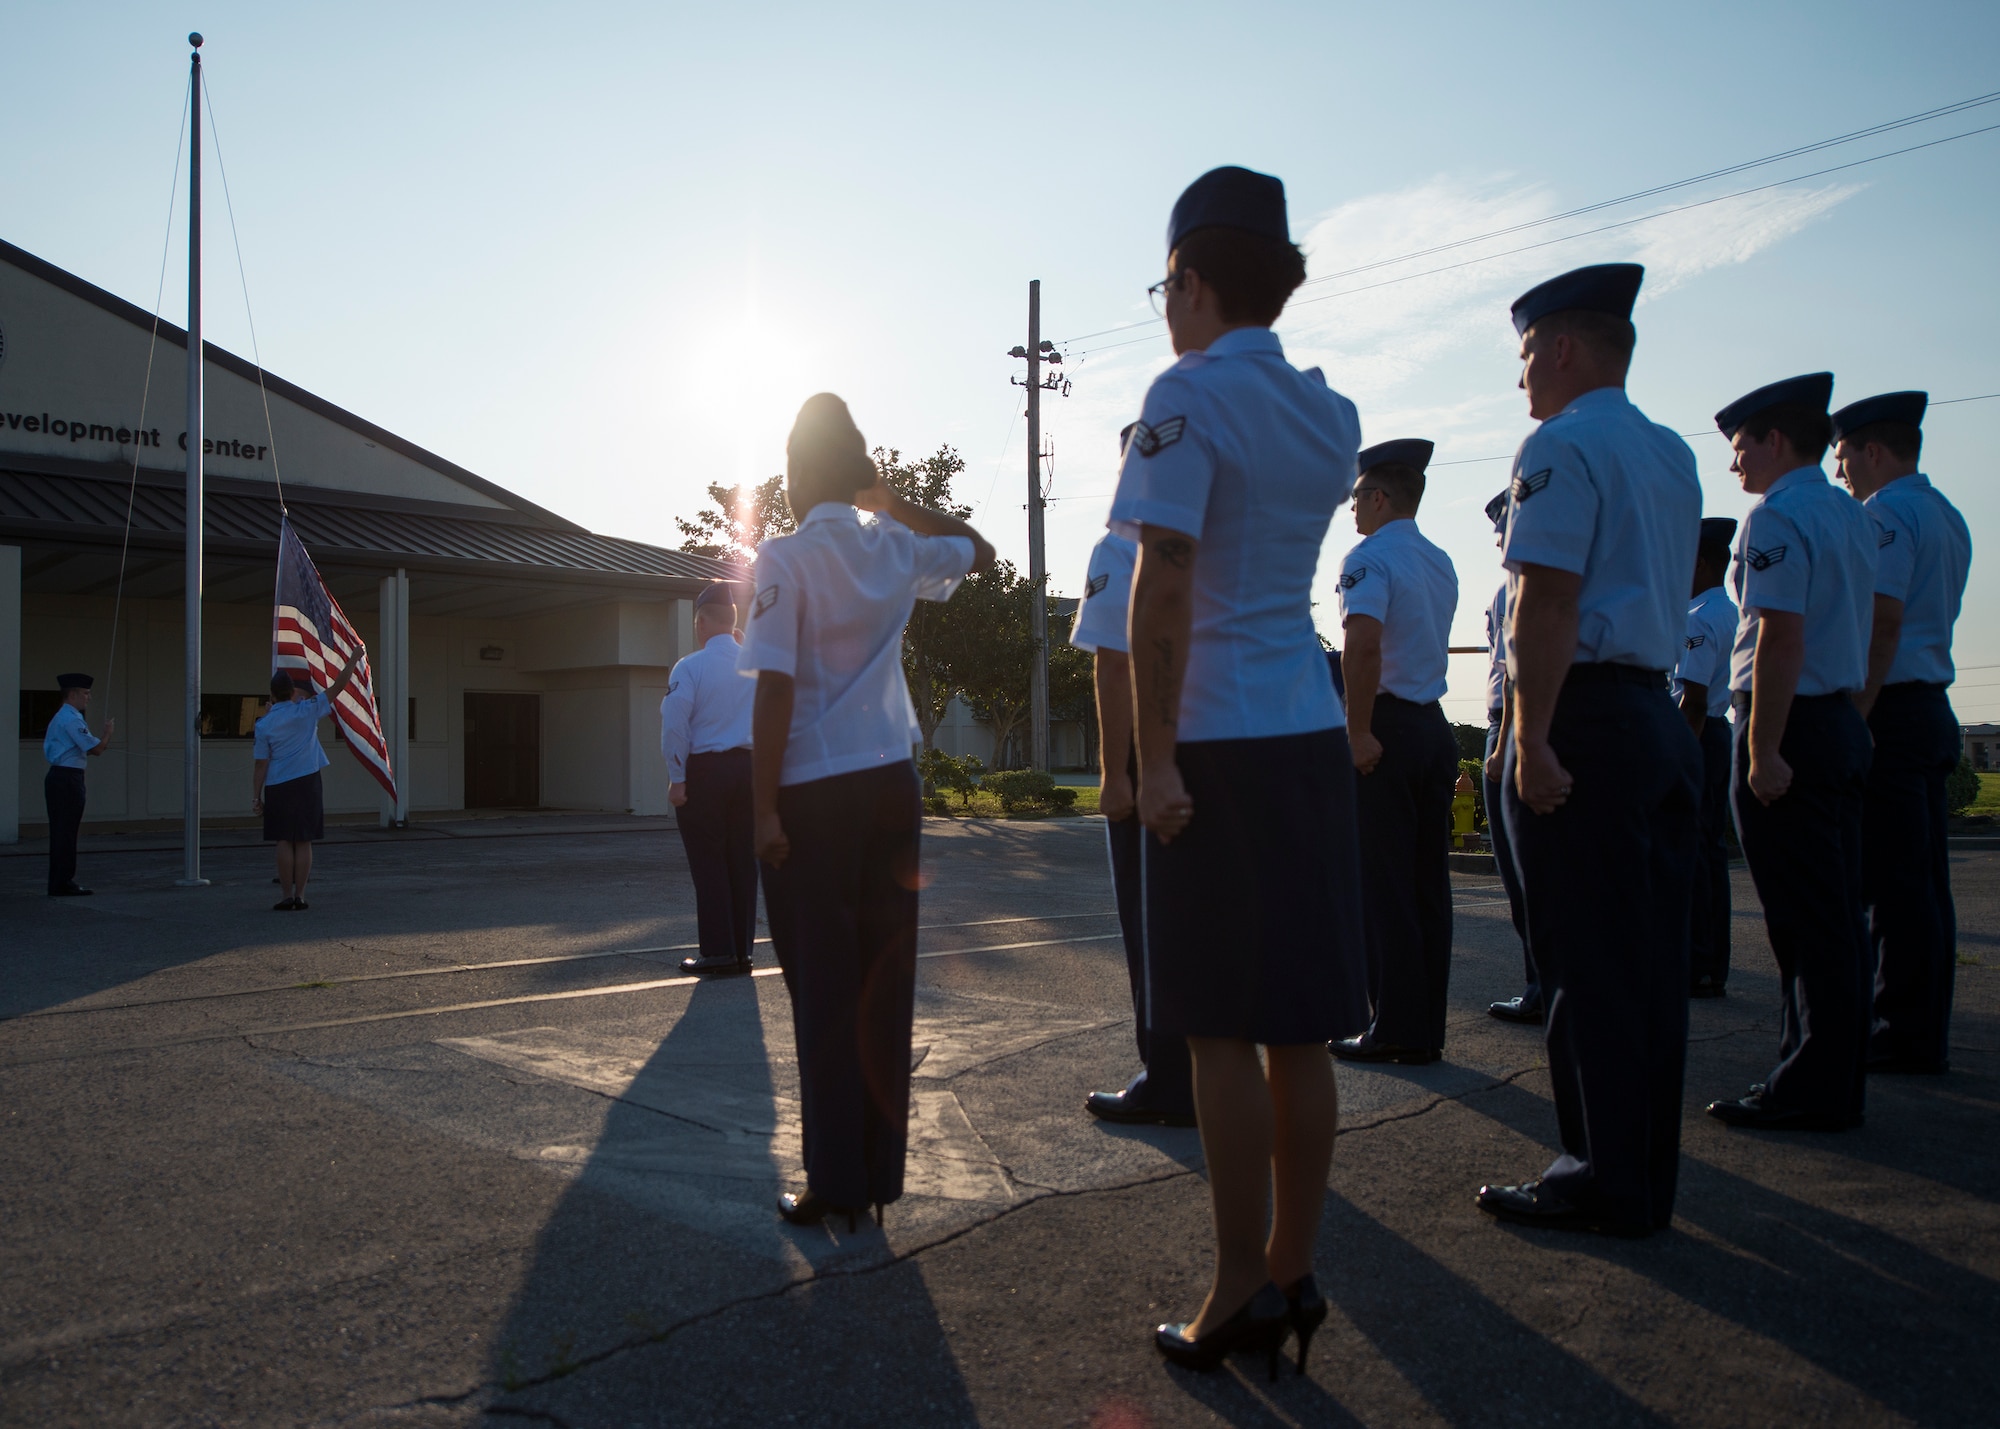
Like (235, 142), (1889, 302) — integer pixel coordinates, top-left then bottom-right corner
(7, 0), (1999, 725)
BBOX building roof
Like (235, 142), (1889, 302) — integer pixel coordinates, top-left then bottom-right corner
(0, 455), (744, 599)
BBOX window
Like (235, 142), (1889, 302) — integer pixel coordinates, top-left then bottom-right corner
(198, 694), (271, 738)
(19, 691), (66, 739)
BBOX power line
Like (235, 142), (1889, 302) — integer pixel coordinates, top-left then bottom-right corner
(1052, 88), (2000, 352)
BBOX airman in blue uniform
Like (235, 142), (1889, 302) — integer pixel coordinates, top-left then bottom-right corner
(1673, 517), (1741, 997)
(1704, 374), (1878, 1132)
(1832, 391), (1972, 1076)
(42, 672), (113, 896)
(1073, 427), (1196, 1127)
(1480, 490), (1540, 1025)
(1475, 262), (1704, 1239)
(1330, 438), (1461, 1064)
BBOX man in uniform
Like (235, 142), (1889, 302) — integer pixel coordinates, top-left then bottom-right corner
(1331, 439), (1460, 1065)
(1674, 517), (1741, 998)
(1073, 434), (1197, 1126)
(1481, 489), (1541, 1026)
(1704, 374), (1877, 1132)
(43, 673), (114, 897)
(661, 582), (759, 976)
(1474, 262), (1703, 1239)
(1832, 391), (1971, 1076)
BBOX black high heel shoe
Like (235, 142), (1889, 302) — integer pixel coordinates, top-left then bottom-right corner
(777, 1189), (865, 1232)
(1154, 1283), (1290, 1381)
(1283, 1274), (1328, 1375)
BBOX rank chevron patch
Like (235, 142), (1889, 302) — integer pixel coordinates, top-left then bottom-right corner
(1085, 572), (1109, 597)
(1745, 545), (1787, 571)
(1339, 567), (1367, 590)
(1511, 467), (1553, 502)
(753, 584), (780, 617)
(1129, 416), (1187, 457)
(1879, 528), (1897, 547)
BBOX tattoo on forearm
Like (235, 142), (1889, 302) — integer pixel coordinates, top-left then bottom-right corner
(1148, 637), (1178, 729)
(1154, 537), (1193, 569)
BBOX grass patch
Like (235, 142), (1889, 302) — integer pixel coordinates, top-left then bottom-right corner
(1968, 772), (2000, 819)
(927, 784), (1098, 820)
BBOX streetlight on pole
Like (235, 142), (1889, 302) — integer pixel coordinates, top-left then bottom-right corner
(1008, 280), (1067, 772)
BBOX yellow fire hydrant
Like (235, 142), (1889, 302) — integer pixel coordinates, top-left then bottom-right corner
(1451, 770), (1478, 849)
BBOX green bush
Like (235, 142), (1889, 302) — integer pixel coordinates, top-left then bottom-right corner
(919, 748), (986, 807)
(1048, 785), (1078, 808)
(923, 794), (951, 815)
(1946, 757), (1980, 816)
(981, 768), (1056, 812)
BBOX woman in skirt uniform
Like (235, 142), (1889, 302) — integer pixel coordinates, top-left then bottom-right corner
(1117, 167), (1369, 1376)
(738, 392), (994, 1230)
(252, 649), (360, 910)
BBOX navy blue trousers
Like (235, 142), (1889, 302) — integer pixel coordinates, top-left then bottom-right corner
(678, 749), (759, 962)
(1502, 666), (1700, 1231)
(1732, 694), (1872, 1121)
(1357, 695), (1458, 1050)
(762, 761), (921, 1208)
(1483, 713), (1536, 1002)
(45, 766), (86, 894)
(1688, 717), (1734, 989)
(1106, 810), (1193, 1107)
(1863, 682), (1960, 1070)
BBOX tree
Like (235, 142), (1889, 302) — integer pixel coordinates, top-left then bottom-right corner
(1047, 604), (1098, 771)
(675, 475), (793, 564)
(945, 560), (1037, 768)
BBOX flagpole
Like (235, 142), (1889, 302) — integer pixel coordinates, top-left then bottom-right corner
(178, 32), (209, 889)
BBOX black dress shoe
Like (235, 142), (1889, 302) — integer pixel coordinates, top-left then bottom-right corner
(1331, 1035), (1439, 1065)
(1155, 1283), (1290, 1381)
(777, 1189), (867, 1232)
(680, 953), (751, 977)
(1866, 1053), (1948, 1075)
(1704, 1091), (1853, 1131)
(1487, 996), (1544, 1024)
(1086, 1072), (1197, 1127)
(49, 884), (93, 897)
(1476, 1180), (1650, 1238)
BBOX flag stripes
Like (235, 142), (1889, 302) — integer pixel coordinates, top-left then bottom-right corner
(272, 520), (396, 799)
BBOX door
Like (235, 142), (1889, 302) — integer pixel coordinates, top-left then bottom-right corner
(464, 693), (540, 809)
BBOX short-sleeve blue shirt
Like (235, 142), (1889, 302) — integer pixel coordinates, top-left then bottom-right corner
(1501, 387), (1701, 675)
(1727, 466), (1876, 696)
(1672, 583), (1739, 719)
(1864, 473), (1971, 686)
(43, 703), (99, 770)
(1070, 531), (1137, 655)
(1108, 327), (1359, 741)
(1484, 579), (1511, 715)
(254, 692), (333, 786)
(1335, 518), (1458, 705)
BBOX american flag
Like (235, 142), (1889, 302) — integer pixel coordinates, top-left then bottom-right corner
(272, 519), (396, 800)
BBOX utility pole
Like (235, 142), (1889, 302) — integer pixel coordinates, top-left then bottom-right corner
(1008, 281), (1064, 772)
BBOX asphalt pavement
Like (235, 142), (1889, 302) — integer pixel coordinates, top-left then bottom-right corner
(1, 813), (1994, 1428)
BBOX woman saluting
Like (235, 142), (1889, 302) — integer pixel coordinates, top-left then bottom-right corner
(738, 393), (994, 1230)
(1117, 167), (1369, 1376)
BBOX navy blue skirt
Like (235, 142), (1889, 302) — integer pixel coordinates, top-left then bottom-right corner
(263, 771), (325, 843)
(1142, 727), (1369, 1044)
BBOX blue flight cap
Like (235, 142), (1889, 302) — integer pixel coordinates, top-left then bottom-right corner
(1699, 517), (1738, 548)
(1484, 490), (1510, 531)
(1509, 263), (1645, 336)
(694, 582), (737, 610)
(1714, 372), (1834, 439)
(1831, 390), (1928, 442)
(1168, 166), (1289, 254)
(56, 672), (93, 690)
(1357, 438), (1434, 475)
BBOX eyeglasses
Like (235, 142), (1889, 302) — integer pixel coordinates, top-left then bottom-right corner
(1351, 485), (1387, 506)
(1147, 273), (1181, 317)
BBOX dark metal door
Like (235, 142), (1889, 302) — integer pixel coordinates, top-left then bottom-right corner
(464, 692), (540, 809)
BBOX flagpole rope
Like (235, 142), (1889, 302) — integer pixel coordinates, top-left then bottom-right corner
(101, 71), (195, 739)
(201, 73), (287, 516)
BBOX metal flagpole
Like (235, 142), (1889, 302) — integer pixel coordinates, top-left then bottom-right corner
(178, 33), (210, 888)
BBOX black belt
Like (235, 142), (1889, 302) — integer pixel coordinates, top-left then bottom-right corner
(1564, 662), (1666, 690)
(1376, 692), (1441, 710)
(1730, 690), (1853, 714)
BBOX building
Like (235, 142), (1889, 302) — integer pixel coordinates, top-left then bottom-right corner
(1966, 723), (2000, 772)
(2, 239), (741, 841)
